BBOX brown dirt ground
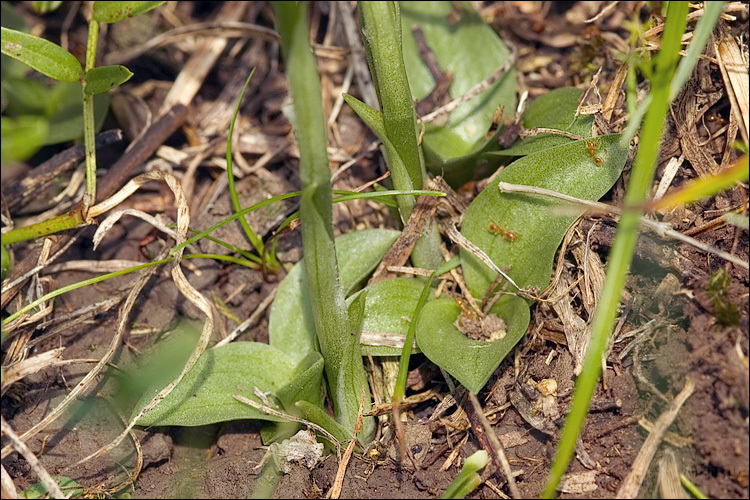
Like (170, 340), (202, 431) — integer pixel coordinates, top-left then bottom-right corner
(2, 2), (748, 499)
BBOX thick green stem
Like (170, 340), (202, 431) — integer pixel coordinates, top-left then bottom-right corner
(358, 1), (443, 270)
(0, 210), (85, 247)
(274, 1), (375, 442)
(81, 19), (100, 218)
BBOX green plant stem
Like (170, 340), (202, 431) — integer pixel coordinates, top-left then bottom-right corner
(81, 18), (100, 218)
(541, 3), (690, 496)
(393, 256), (459, 401)
(0, 210), (84, 246)
(358, 1), (443, 270)
(0, 252), (255, 328)
(274, 1), (374, 442)
(680, 473), (708, 499)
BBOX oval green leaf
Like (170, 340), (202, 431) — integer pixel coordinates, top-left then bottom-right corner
(268, 228), (400, 364)
(83, 65), (133, 95)
(1, 27), (82, 82)
(489, 87), (595, 157)
(354, 277), (429, 357)
(461, 134), (627, 299)
(400, 1), (516, 161)
(135, 341), (298, 427)
(92, 1), (165, 24)
(416, 296), (529, 393)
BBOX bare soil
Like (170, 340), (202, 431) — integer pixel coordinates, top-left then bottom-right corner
(2, 2), (748, 499)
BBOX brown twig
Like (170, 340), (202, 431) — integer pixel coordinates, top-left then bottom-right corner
(1, 417), (65, 498)
(467, 392), (521, 499)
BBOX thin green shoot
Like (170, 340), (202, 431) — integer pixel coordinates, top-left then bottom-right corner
(440, 450), (488, 499)
(186, 227), (262, 265)
(171, 189), (444, 255)
(542, 3), (692, 496)
(226, 69), (267, 261)
(392, 256), (460, 403)
(1, 252), (256, 328)
(680, 473), (708, 499)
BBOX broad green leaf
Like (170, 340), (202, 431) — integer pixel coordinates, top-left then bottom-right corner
(83, 64), (133, 95)
(488, 87), (594, 156)
(1, 2), (31, 83)
(92, 1), (165, 24)
(135, 342), (297, 426)
(275, 351), (325, 410)
(2, 77), (58, 116)
(1, 27), (82, 82)
(354, 277), (428, 357)
(461, 134), (627, 299)
(19, 476), (83, 499)
(400, 1), (516, 161)
(419, 134), (626, 393)
(3, 79), (110, 148)
(294, 400), (354, 445)
(259, 352), (325, 445)
(268, 228), (400, 364)
(1, 115), (47, 163)
(416, 295), (529, 393)
(128, 318), (297, 426)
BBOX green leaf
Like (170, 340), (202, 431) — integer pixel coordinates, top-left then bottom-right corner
(359, 1), (425, 195)
(419, 134), (626, 393)
(83, 64), (133, 95)
(92, 1), (165, 24)
(275, 352), (325, 411)
(1, 27), (82, 82)
(441, 450), (488, 499)
(416, 295), (529, 393)
(1, 115), (47, 163)
(489, 87), (594, 156)
(343, 93), (416, 221)
(294, 400), (354, 445)
(354, 277), (429, 356)
(400, 1), (516, 160)
(268, 228), (400, 364)
(127, 319), (298, 427)
(2, 77), (58, 116)
(46, 89), (110, 145)
(18, 476), (83, 499)
(461, 134), (627, 299)
(135, 341), (298, 426)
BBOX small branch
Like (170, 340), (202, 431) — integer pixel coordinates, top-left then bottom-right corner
(1, 417), (65, 499)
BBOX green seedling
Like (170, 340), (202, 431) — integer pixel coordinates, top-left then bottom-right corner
(1, 0), (164, 245)
(3, 3), (734, 498)
(18, 475), (83, 499)
(440, 450), (488, 499)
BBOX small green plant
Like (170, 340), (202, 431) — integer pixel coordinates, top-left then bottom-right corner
(440, 450), (488, 499)
(5, 3), (739, 498)
(1, 1), (164, 240)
